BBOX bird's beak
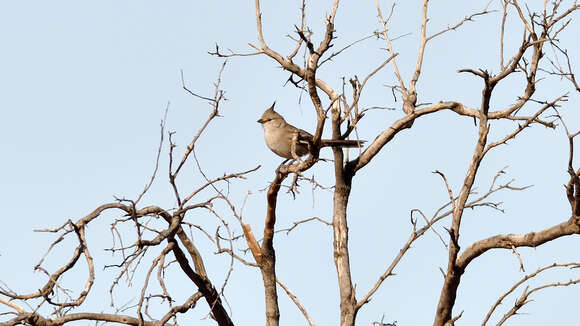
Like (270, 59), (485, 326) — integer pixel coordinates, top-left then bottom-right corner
(257, 118), (264, 124)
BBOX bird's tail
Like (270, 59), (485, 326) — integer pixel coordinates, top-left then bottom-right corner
(321, 139), (366, 148)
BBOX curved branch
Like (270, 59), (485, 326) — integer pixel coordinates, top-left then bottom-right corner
(1, 312), (171, 326)
(457, 217), (580, 270)
(348, 101), (477, 172)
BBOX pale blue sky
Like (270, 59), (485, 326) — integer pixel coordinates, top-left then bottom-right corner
(1, 1), (579, 325)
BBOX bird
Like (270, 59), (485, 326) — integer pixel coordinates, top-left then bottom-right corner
(257, 103), (365, 159)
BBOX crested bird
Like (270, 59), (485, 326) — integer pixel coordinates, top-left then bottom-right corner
(257, 103), (364, 159)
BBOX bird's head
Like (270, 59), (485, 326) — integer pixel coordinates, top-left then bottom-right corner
(257, 102), (284, 124)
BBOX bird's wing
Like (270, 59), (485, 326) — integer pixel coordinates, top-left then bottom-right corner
(296, 128), (314, 143)
(281, 123), (313, 143)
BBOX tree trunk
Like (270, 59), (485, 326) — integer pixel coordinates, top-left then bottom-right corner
(261, 257), (279, 326)
(333, 176), (357, 326)
(261, 172), (284, 326)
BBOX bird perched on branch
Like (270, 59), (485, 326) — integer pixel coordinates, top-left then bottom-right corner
(257, 103), (365, 159)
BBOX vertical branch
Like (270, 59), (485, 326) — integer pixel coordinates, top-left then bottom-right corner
(297, 1), (361, 325)
(287, 0), (307, 61)
(332, 169), (356, 326)
(433, 86), (491, 326)
(374, 1), (408, 94)
(260, 170), (288, 326)
(408, 0), (430, 95)
(301, 0), (340, 145)
(292, 2), (360, 325)
(254, 0), (268, 50)
(511, 0), (534, 35)
(135, 104), (169, 205)
(499, 0), (509, 70)
(174, 63), (226, 177)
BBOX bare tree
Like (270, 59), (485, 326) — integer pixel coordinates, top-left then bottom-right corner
(2, 1), (580, 326)
(0, 64), (258, 326)
(215, 0), (580, 325)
